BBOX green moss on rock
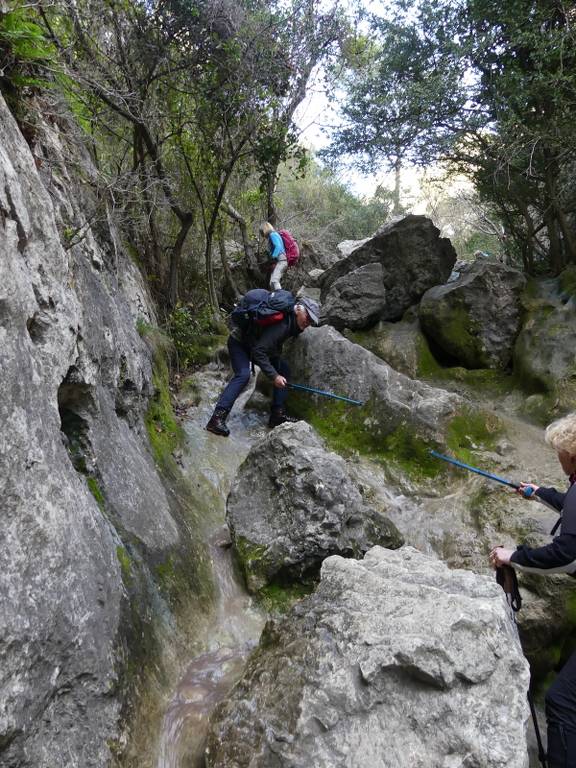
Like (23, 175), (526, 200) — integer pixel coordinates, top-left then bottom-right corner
(87, 476), (105, 510)
(116, 546), (133, 587)
(234, 536), (273, 592)
(257, 583), (313, 615)
(141, 328), (184, 468)
(559, 265), (576, 298)
(289, 395), (441, 480)
(446, 408), (502, 465)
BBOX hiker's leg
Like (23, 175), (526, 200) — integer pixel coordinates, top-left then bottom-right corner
(269, 256), (288, 290)
(271, 358), (290, 409)
(216, 337), (251, 412)
(546, 651), (576, 766)
(269, 358), (299, 427)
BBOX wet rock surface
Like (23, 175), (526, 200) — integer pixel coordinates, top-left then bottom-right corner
(226, 422), (402, 592)
(205, 546), (530, 768)
(0, 94), (202, 767)
(320, 215), (456, 328)
(419, 259), (526, 369)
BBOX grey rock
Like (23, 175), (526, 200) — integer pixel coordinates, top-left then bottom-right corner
(320, 216), (456, 328)
(322, 263), (387, 329)
(0, 94), (199, 766)
(205, 546), (530, 768)
(337, 237), (371, 257)
(345, 316), (428, 378)
(513, 270), (576, 413)
(226, 422), (402, 592)
(285, 325), (462, 441)
(419, 259), (526, 369)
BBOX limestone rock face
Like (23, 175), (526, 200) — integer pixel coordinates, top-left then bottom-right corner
(419, 259), (526, 369)
(205, 546), (530, 768)
(513, 268), (576, 415)
(320, 216), (456, 329)
(0, 95), (196, 766)
(285, 325), (462, 442)
(226, 422), (402, 592)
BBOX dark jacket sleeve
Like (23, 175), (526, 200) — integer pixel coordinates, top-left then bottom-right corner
(250, 321), (293, 379)
(510, 484), (576, 574)
(535, 486), (566, 512)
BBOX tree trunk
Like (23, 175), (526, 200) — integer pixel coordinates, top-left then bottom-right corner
(554, 202), (576, 266)
(222, 199), (260, 280)
(544, 162), (566, 274)
(168, 215), (193, 309)
(265, 170), (277, 226)
(218, 225), (241, 301)
(393, 157), (402, 215)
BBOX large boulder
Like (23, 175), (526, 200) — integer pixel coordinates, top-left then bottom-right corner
(205, 546), (530, 768)
(513, 268), (576, 419)
(419, 259), (526, 369)
(319, 262), (388, 329)
(320, 215), (457, 329)
(226, 422), (402, 592)
(284, 325), (463, 446)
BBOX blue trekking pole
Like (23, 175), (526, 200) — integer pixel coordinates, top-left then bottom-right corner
(430, 450), (535, 497)
(288, 383), (363, 406)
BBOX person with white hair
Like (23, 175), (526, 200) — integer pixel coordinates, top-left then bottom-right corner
(490, 413), (576, 768)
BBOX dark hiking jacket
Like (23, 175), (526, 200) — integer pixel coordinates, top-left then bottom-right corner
(237, 312), (301, 380)
(510, 476), (576, 575)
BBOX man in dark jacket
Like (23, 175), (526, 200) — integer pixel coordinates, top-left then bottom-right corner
(490, 413), (576, 768)
(206, 296), (320, 437)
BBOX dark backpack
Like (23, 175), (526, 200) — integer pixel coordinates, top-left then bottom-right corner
(278, 230), (300, 266)
(230, 288), (296, 331)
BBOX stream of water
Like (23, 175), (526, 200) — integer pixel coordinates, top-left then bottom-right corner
(153, 363), (561, 767)
(156, 368), (267, 768)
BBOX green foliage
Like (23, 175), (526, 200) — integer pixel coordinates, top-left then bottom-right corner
(166, 304), (227, 369)
(328, 0), (576, 274)
(0, 5), (55, 94)
(275, 158), (392, 250)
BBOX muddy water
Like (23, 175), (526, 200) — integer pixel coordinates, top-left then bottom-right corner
(156, 368), (267, 768)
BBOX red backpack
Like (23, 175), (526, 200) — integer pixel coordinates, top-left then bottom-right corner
(278, 230), (300, 266)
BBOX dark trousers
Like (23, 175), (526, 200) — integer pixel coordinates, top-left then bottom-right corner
(216, 336), (289, 412)
(546, 650), (576, 767)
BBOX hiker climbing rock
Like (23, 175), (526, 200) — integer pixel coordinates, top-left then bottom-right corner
(490, 413), (576, 768)
(259, 222), (300, 290)
(206, 289), (320, 437)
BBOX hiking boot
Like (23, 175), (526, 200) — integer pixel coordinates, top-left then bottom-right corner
(268, 408), (300, 428)
(206, 407), (230, 437)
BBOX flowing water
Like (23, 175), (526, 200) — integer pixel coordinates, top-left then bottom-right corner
(156, 367), (267, 768)
(154, 362), (563, 767)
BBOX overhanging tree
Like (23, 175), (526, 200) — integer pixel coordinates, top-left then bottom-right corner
(327, 0), (576, 273)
